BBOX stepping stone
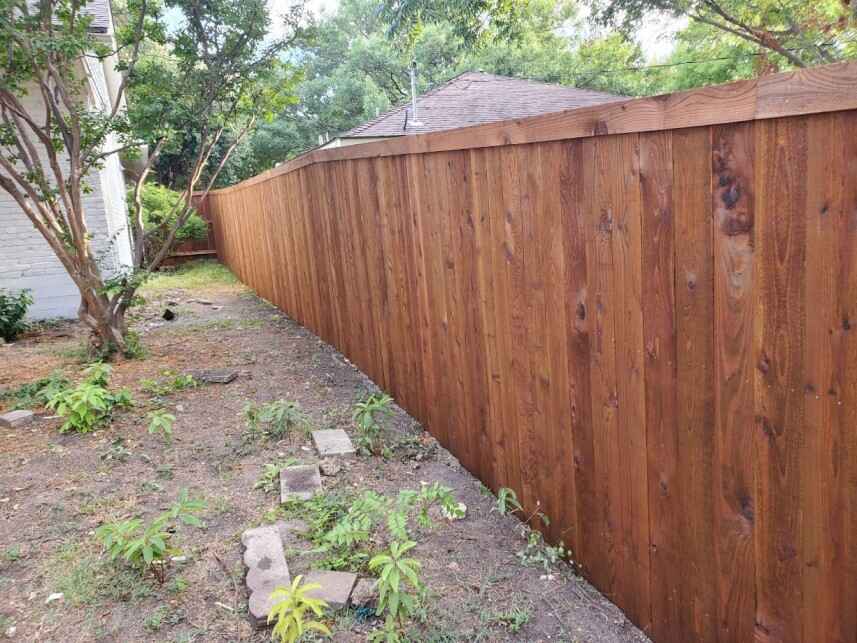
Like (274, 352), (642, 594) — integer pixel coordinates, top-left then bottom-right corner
(0, 410), (34, 429)
(311, 429), (355, 456)
(190, 369), (238, 384)
(280, 465), (322, 502)
(303, 570), (358, 610)
(351, 577), (379, 609)
(242, 524), (291, 628)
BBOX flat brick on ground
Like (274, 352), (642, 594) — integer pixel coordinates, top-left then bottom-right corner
(279, 464), (322, 502)
(303, 570), (357, 610)
(351, 577), (379, 609)
(0, 410), (34, 428)
(241, 524), (291, 628)
(311, 429), (355, 456)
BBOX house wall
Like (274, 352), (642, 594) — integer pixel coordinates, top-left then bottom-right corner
(0, 62), (132, 320)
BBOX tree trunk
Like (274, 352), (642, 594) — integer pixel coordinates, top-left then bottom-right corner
(77, 287), (129, 358)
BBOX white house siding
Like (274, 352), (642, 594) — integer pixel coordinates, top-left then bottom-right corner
(0, 56), (132, 320)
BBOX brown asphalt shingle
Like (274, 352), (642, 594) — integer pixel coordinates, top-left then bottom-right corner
(343, 71), (624, 138)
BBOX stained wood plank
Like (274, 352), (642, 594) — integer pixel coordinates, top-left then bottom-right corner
(561, 138), (595, 577)
(753, 116), (807, 643)
(711, 121), (756, 643)
(639, 129), (679, 643)
(605, 133), (650, 627)
(800, 111), (857, 643)
(585, 136), (621, 600)
(672, 126), (717, 642)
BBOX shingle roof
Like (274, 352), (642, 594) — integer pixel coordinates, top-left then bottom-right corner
(343, 72), (624, 138)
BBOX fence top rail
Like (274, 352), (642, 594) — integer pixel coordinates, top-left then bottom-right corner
(212, 60), (857, 195)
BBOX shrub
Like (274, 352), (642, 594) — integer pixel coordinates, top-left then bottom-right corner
(243, 399), (309, 440)
(321, 482), (463, 564)
(0, 288), (33, 342)
(352, 393), (393, 454)
(128, 184), (208, 256)
(268, 575), (331, 643)
(95, 489), (205, 583)
(369, 541), (423, 643)
(47, 364), (133, 433)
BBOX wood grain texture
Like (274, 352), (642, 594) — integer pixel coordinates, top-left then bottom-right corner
(753, 116), (807, 643)
(672, 126), (717, 643)
(639, 129), (678, 643)
(206, 105), (857, 643)
(711, 122), (756, 642)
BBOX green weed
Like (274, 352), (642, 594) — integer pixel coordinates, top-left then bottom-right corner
(147, 409), (176, 443)
(268, 575), (331, 643)
(47, 364), (133, 433)
(254, 458), (298, 494)
(352, 393), (393, 455)
(243, 399), (310, 441)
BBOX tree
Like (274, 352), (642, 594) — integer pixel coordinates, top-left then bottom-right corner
(378, 0), (534, 44)
(0, 0), (301, 355)
(588, 0), (856, 69)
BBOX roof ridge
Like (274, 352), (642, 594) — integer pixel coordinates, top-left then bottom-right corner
(339, 69), (623, 139)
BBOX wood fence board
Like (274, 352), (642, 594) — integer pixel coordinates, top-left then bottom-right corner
(639, 129), (679, 643)
(561, 137), (596, 579)
(586, 135), (621, 600)
(672, 126), (717, 642)
(832, 110), (857, 643)
(537, 141), (575, 545)
(753, 116), (807, 643)
(711, 121), (757, 642)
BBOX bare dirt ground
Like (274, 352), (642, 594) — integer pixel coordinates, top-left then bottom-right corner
(0, 262), (651, 643)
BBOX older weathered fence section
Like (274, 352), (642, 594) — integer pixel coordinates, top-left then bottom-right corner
(208, 62), (857, 643)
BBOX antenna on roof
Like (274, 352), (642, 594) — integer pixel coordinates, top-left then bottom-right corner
(409, 59), (424, 128)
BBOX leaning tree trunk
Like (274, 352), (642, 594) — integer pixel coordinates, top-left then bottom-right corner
(72, 264), (130, 358)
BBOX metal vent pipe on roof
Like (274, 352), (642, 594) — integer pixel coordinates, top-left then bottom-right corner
(409, 60), (423, 127)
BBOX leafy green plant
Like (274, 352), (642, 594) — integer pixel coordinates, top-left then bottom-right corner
(516, 530), (568, 574)
(369, 541), (423, 642)
(320, 482), (463, 571)
(352, 393), (393, 454)
(140, 372), (197, 397)
(95, 490), (205, 583)
(47, 364), (134, 433)
(268, 575), (331, 643)
(493, 486), (549, 528)
(493, 606), (531, 633)
(128, 184), (209, 258)
(0, 370), (69, 410)
(495, 487), (523, 516)
(147, 409), (176, 443)
(0, 288), (33, 342)
(243, 399), (309, 440)
(254, 458), (298, 494)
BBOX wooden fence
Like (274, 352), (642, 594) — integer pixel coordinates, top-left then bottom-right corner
(207, 61), (857, 643)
